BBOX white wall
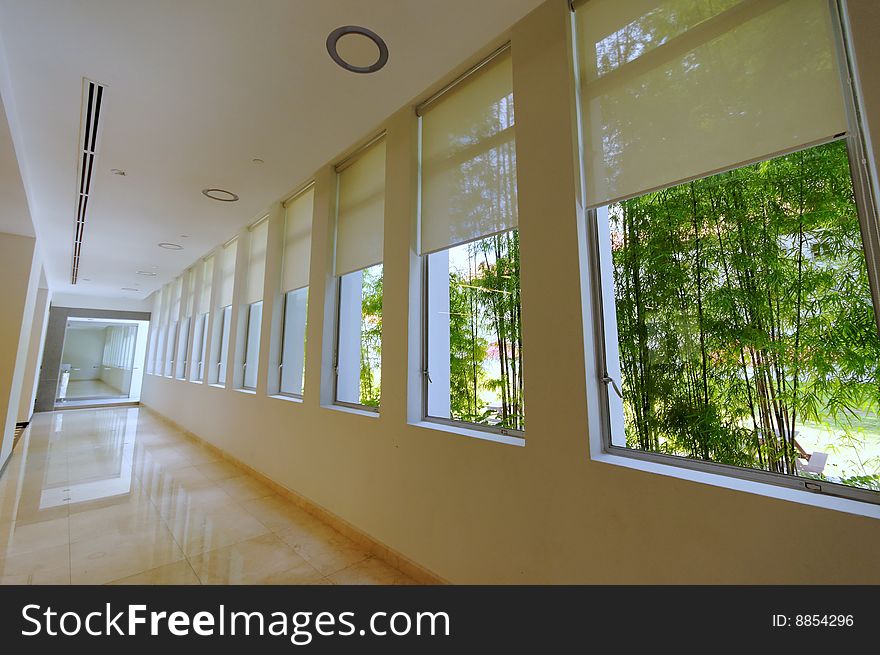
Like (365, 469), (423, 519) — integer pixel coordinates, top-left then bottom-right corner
(141, 0), (880, 583)
(62, 328), (106, 382)
(51, 292), (151, 313)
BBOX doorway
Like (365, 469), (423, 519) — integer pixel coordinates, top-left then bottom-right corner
(55, 318), (149, 408)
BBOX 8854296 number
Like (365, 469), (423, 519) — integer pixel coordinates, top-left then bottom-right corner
(797, 615), (853, 627)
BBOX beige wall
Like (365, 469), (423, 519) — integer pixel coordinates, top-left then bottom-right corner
(142, 0), (880, 583)
(0, 232), (39, 469)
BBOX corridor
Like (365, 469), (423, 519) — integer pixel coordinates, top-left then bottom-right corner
(0, 407), (414, 585)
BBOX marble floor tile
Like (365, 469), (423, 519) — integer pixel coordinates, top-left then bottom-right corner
(0, 406), (416, 586)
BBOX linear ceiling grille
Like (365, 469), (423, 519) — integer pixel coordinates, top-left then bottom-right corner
(71, 79), (105, 284)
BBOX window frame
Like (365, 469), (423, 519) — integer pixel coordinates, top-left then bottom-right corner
(332, 269), (381, 413)
(580, 1), (880, 506)
(241, 300), (263, 391)
(215, 304), (232, 386)
(277, 287), (308, 399)
(420, 244), (525, 439)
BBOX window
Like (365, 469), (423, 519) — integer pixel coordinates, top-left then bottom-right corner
(164, 321), (176, 377)
(243, 301), (263, 390)
(165, 275), (183, 377)
(216, 305), (232, 385)
(419, 47), (524, 433)
(175, 317), (190, 379)
(212, 239), (237, 385)
(175, 268), (196, 379)
(191, 255), (214, 382)
(576, 0), (880, 500)
(333, 137), (386, 409)
(278, 186), (314, 397)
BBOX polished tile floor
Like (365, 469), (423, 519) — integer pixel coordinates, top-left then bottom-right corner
(0, 407), (415, 585)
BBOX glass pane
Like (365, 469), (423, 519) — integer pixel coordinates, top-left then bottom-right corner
(604, 140), (880, 493)
(336, 264), (383, 407)
(243, 301), (262, 389)
(426, 230), (524, 431)
(175, 317), (190, 379)
(217, 306), (232, 384)
(280, 287), (308, 396)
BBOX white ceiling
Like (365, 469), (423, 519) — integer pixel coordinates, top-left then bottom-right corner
(0, 0), (543, 300)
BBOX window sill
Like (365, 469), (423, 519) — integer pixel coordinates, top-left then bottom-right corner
(234, 388), (257, 395)
(323, 403), (379, 418)
(412, 420), (525, 447)
(593, 447), (880, 520)
(270, 394), (303, 404)
(208, 383), (225, 389)
(190, 380), (203, 385)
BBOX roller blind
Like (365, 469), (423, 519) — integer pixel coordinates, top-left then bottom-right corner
(245, 218), (268, 304)
(218, 239), (238, 308)
(183, 267), (196, 318)
(281, 186), (314, 292)
(197, 255), (214, 315)
(170, 276), (183, 320)
(335, 138), (385, 276)
(420, 48), (517, 254)
(574, 0), (848, 208)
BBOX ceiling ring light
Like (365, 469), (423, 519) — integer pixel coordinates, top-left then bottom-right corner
(158, 242), (183, 250)
(326, 26), (388, 74)
(202, 188), (239, 202)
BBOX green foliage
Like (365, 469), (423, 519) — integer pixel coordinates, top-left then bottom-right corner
(611, 140), (880, 489)
(359, 265), (383, 407)
(447, 231), (525, 431)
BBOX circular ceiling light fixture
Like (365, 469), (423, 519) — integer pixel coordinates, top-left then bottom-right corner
(136, 270), (157, 276)
(202, 188), (239, 202)
(121, 287), (139, 291)
(326, 26), (388, 74)
(158, 242), (183, 250)
(110, 168), (126, 176)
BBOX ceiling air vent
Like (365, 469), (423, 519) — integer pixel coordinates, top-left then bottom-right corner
(71, 78), (106, 285)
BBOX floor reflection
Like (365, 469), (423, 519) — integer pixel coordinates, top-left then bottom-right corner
(0, 406), (414, 585)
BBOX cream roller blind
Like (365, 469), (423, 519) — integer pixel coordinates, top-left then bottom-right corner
(281, 186), (314, 292)
(335, 138), (385, 276)
(197, 255), (214, 315)
(420, 48), (517, 254)
(169, 276), (183, 320)
(218, 239), (238, 308)
(574, 0), (848, 208)
(245, 218), (268, 304)
(183, 267), (196, 318)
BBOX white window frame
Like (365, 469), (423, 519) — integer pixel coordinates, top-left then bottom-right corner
(241, 300), (263, 391)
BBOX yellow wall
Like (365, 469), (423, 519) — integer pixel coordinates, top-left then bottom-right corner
(141, 0), (880, 583)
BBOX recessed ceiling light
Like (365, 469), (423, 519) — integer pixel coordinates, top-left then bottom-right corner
(81, 278), (91, 281)
(136, 270), (157, 276)
(252, 158), (264, 165)
(110, 168), (126, 176)
(121, 287), (139, 291)
(327, 26), (388, 74)
(202, 188), (239, 202)
(158, 242), (183, 250)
